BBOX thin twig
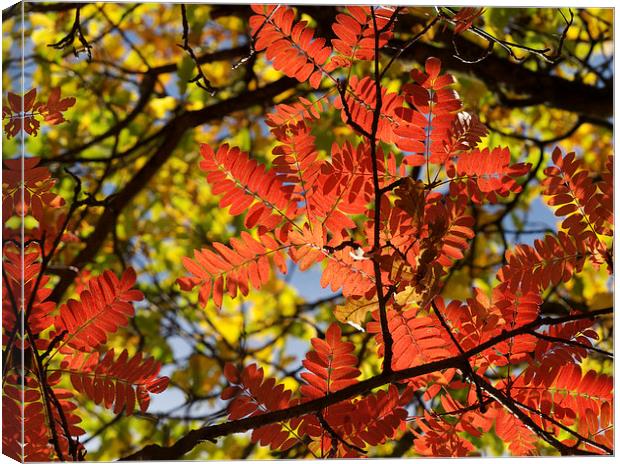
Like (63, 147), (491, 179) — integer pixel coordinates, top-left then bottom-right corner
(47, 7), (92, 61)
(369, 7), (394, 373)
(317, 412), (367, 455)
(528, 330), (613, 359)
(431, 301), (487, 413)
(178, 4), (216, 95)
(380, 14), (440, 79)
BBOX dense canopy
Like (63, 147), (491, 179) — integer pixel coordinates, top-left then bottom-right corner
(2, 3), (613, 461)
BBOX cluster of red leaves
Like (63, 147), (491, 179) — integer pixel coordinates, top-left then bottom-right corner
(2, 89), (168, 461)
(178, 6), (613, 457)
(2, 157), (65, 222)
(331, 6), (395, 66)
(223, 325), (413, 457)
(498, 146), (614, 293)
(451, 7), (485, 34)
(3, 4), (612, 460)
(2, 87), (76, 139)
(250, 5), (333, 88)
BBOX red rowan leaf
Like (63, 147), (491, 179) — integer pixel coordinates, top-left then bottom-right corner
(300, 324), (360, 399)
(437, 291), (502, 359)
(266, 94), (328, 129)
(447, 111), (488, 152)
(394, 57), (462, 166)
(39, 87), (76, 125)
(302, 384), (412, 457)
(250, 5), (332, 88)
(222, 363), (298, 451)
(54, 268), (143, 352)
(494, 406), (538, 456)
(3, 373), (83, 461)
(369, 307), (452, 371)
(413, 410), (475, 456)
(199, 143), (298, 232)
(8, 88), (37, 113)
(178, 232), (289, 307)
(424, 198), (475, 267)
(2, 245), (57, 339)
(319, 141), (403, 236)
(523, 317), (601, 387)
(493, 284), (541, 329)
(331, 6), (396, 65)
(542, 147), (613, 243)
(271, 121), (323, 222)
(320, 248), (376, 298)
(2, 157), (65, 221)
(497, 232), (588, 294)
(350, 385), (411, 447)
(509, 363), (613, 445)
(449, 146), (530, 203)
(224, 362), (240, 383)
(452, 7), (485, 34)
(61, 349), (168, 415)
(335, 76), (404, 144)
(3, 88), (74, 138)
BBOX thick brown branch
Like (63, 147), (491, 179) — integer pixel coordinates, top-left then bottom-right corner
(386, 33), (611, 120)
(121, 307), (611, 460)
(3, 2), (89, 22)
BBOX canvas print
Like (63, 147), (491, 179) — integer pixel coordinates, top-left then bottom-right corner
(1, 2), (614, 461)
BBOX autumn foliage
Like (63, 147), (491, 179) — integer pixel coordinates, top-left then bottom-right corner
(2, 91), (169, 461)
(175, 5), (613, 458)
(2, 4), (614, 462)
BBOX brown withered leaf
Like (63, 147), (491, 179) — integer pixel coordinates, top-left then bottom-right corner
(394, 178), (426, 230)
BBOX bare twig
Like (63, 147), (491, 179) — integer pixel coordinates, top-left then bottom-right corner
(178, 4), (216, 95)
(528, 330), (613, 359)
(369, 7), (393, 373)
(317, 412), (367, 455)
(47, 7), (92, 61)
(431, 300), (487, 413)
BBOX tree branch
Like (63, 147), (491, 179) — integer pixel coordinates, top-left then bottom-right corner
(49, 77), (298, 303)
(528, 330), (613, 359)
(431, 300), (487, 413)
(3, 2), (89, 22)
(369, 7), (394, 373)
(121, 307), (611, 460)
(385, 32), (611, 120)
(472, 374), (593, 456)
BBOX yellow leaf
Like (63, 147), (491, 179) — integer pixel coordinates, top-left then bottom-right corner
(588, 292), (613, 311)
(334, 297), (378, 326)
(394, 285), (423, 306)
(149, 96), (177, 119)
